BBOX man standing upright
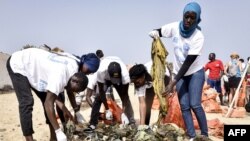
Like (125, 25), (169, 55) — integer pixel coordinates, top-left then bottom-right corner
(204, 53), (224, 105)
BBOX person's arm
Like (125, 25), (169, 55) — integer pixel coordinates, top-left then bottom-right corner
(138, 96), (146, 125)
(55, 99), (73, 121)
(44, 91), (60, 130)
(163, 55), (198, 96)
(65, 88), (79, 112)
(86, 88), (94, 107)
(97, 82), (109, 110)
(220, 61), (225, 78)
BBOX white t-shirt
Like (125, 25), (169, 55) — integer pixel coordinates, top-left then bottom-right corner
(134, 64), (153, 97)
(96, 56), (130, 85)
(10, 48), (79, 95)
(87, 73), (99, 93)
(161, 22), (204, 76)
(135, 83), (153, 97)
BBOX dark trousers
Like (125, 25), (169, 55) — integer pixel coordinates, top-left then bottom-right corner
(89, 84), (135, 126)
(7, 57), (34, 136)
(145, 87), (155, 125)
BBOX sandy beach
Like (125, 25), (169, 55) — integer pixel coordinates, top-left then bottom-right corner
(1, 86), (250, 141)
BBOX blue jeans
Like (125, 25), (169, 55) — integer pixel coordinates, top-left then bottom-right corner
(176, 69), (208, 138)
(207, 78), (222, 93)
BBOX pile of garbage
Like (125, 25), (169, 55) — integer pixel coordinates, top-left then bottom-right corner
(64, 121), (212, 141)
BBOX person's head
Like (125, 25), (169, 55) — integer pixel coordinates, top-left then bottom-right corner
(247, 57), (250, 62)
(129, 64), (152, 88)
(183, 2), (201, 30)
(179, 2), (201, 38)
(96, 49), (104, 59)
(80, 53), (100, 75)
(230, 52), (239, 60)
(208, 53), (216, 61)
(239, 58), (244, 63)
(108, 62), (122, 84)
(67, 72), (88, 93)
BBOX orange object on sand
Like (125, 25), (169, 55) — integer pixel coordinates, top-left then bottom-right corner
(237, 80), (246, 107)
(161, 92), (186, 129)
(101, 98), (123, 124)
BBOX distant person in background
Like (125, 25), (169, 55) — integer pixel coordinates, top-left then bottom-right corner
(224, 52), (242, 107)
(149, 2), (208, 140)
(245, 57), (250, 103)
(204, 53), (224, 105)
(96, 49), (104, 59)
(221, 72), (230, 104)
(239, 58), (246, 73)
(129, 64), (155, 125)
(6, 48), (99, 141)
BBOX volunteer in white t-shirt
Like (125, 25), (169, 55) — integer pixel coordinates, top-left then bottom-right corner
(149, 2), (208, 139)
(129, 64), (155, 125)
(84, 56), (135, 133)
(7, 48), (100, 141)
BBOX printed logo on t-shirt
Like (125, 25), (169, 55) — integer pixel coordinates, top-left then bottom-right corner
(174, 43), (189, 64)
(38, 79), (47, 91)
(48, 54), (68, 65)
(173, 37), (178, 43)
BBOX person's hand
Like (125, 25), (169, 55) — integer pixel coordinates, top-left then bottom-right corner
(75, 111), (85, 124)
(105, 109), (113, 120)
(121, 113), (129, 125)
(55, 128), (67, 141)
(149, 30), (159, 39)
(162, 81), (176, 97)
(63, 108), (73, 122)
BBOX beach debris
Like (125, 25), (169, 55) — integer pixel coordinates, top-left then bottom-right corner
(151, 38), (169, 124)
(66, 122), (198, 141)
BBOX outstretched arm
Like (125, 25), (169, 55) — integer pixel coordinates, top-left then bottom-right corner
(86, 88), (94, 107)
(44, 91), (60, 130)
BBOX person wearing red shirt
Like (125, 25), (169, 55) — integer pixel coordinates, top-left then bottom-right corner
(204, 53), (224, 105)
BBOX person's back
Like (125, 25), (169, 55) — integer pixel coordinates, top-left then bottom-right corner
(10, 48), (79, 94)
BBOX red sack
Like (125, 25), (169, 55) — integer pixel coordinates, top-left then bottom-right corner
(161, 92), (186, 129)
(100, 98), (123, 124)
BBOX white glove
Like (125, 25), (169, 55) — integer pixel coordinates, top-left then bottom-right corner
(55, 128), (67, 141)
(121, 113), (129, 125)
(75, 93), (84, 105)
(75, 111), (85, 124)
(105, 109), (113, 120)
(149, 30), (159, 39)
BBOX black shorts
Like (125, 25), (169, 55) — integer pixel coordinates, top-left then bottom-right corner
(228, 76), (241, 88)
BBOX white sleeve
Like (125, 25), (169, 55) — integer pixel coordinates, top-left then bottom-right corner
(87, 73), (97, 90)
(161, 22), (177, 38)
(135, 85), (146, 97)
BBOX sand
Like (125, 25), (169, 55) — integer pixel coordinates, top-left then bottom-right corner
(1, 86), (250, 141)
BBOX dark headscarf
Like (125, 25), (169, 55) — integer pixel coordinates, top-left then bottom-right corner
(80, 53), (100, 73)
(179, 2), (201, 38)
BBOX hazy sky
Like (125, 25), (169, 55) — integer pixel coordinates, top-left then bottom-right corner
(1, 0), (249, 65)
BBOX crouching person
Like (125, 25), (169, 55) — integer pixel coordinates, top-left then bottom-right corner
(6, 48), (93, 141)
(129, 64), (155, 125)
